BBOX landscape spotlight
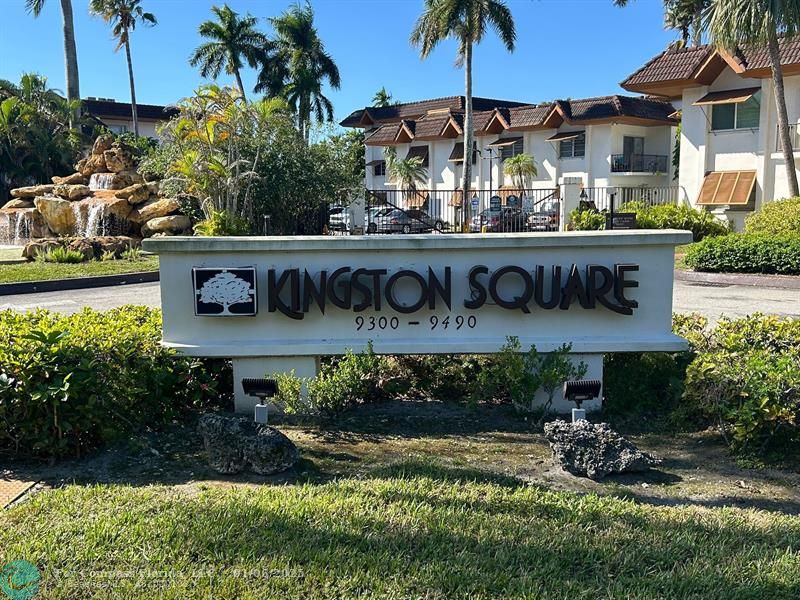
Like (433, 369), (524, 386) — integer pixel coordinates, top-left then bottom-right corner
(242, 377), (278, 425)
(563, 379), (602, 423)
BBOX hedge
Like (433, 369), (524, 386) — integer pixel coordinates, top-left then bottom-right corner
(684, 233), (800, 274)
(745, 197), (800, 235)
(0, 307), (226, 458)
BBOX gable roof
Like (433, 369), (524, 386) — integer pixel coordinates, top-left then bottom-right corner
(622, 38), (800, 97)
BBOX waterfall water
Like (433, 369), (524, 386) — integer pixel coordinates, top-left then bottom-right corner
(71, 202), (108, 237)
(0, 212), (31, 245)
(89, 173), (115, 191)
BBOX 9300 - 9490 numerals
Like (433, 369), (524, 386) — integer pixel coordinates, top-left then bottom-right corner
(354, 315), (478, 332)
(430, 315), (476, 330)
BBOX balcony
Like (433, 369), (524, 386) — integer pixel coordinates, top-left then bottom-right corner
(610, 154), (669, 174)
(776, 123), (800, 150)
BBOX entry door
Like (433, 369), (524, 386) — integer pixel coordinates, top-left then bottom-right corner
(623, 136), (644, 158)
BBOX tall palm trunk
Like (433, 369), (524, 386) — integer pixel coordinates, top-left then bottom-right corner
(691, 5), (702, 47)
(768, 30), (799, 197)
(462, 41), (473, 229)
(60, 0), (80, 126)
(124, 37), (139, 137)
(233, 67), (247, 101)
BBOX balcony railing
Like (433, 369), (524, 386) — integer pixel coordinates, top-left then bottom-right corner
(610, 154), (669, 173)
(776, 123), (800, 150)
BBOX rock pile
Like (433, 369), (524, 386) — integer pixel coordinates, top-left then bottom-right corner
(544, 419), (660, 480)
(197, 414), (300, 476)
(0, 134), (194, 245)
(22, 236), (141, 261)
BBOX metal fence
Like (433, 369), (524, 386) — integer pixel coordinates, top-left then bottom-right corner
(580, 186), (684, 212)
(355, 188), (560, 234)
(609, 154), (669, 173)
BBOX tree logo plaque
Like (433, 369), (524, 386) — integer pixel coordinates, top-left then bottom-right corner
(193, 267), (257, 316)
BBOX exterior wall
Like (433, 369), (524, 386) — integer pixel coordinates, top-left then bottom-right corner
(97, 117), (162, 139)
(678, 67), (800, 227)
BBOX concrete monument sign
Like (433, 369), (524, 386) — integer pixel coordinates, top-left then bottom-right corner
(144, 230), (692, 412)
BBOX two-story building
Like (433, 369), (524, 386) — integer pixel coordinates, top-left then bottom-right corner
(82, 97), (178, 139)
(622, 39), (800, 229)
(340, 94), (678, 212)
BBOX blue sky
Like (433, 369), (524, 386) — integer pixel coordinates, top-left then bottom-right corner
(0, 0), (674, 124)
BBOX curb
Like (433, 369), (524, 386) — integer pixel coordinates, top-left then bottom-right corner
(0, 271), (160, 296)
(675, 269), (800, 290)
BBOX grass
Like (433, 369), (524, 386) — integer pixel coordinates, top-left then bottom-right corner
(1, 459), (799, 598)
(0, 247), (24, 261)
(0, 255), (158, 284)
(674, 243), (692, 270)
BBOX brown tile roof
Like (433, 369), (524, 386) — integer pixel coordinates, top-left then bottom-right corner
(621, 46), (715, 87)
(412, 114), (449, 138)
(507, 104), (554, 128)
(557, 96), (676, 124)
(732, 37), (800, 70)
(364, 123), (401, 146)
(340, 95), (527, 127)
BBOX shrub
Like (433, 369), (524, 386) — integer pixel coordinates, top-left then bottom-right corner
(622, 202), (730, 241)
(745, 197), (800, 235)
(684, 233), (800, 274)
(602, 351), (689, 415)
(193, 208), (251, 236)
(35, 246), (87, 264)
(307, 342), (386, 416)
(569, 208), (606, 231)
(270, 370), (307, 414)
(0, 307), (224, 458)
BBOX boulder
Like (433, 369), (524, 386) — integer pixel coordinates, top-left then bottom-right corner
(146, 181), (160, 196)
(53, 184), (91, 201)
(141, 215), (191, 237)
(78, 154), (107, 177)
(2, 199), (34, 210)
(131, 198), (180, 223)
(544, 420), (660, 480)
(65, 238), (95, 262)
(22, 239), (62, 260)
(23, 236), (140, 260)
(111, 170), (144, 190)
(51, 172), (87, 185)
(92, 134), (115, 156)
(103, 144), (136, 173)
(33, 196), (75, 235)
(197, 414), (299, 475)
(115, 183), (150, 204)
(10, 184), (54, 199)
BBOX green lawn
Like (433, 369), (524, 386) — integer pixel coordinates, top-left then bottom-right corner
(0, 247), (24, 261)
(0, 256), (158, 284)
(1, 461), (799, 598)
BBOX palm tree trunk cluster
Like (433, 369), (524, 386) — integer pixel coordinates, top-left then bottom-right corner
(767, 31), (800, 198)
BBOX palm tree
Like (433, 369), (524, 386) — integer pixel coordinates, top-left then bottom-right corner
(614, 0), (709, 47)
(411, 0), (516, 225)
(709, 0), (800, 197)
(388, 156), (428, 193)
(25, 0), (80, 124)
(372, 87), (395, 107)
(89, 0), (156, 137)
(503, 153), (537, 191)
(189, 4), (268, 101)
(259, 2), (341, 143)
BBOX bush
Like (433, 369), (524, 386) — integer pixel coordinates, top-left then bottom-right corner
(0, 307), (224, 458)
(569, 208), (606, 231)
(623, 202), (730, 241)
(35, 246), (87, 264)
(745, 197), (800, 235)
(684, 233), (800, 274)
(307, 342), (386, 416)
(193, 208), (251, 236)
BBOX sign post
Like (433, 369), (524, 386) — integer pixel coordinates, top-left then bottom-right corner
(144, 230), (691, 413)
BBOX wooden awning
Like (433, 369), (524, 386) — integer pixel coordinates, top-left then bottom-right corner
(366, 159), (385, 167)
(693, 87), (760, 106)
(697, 170), (757, 205)
(406, 189), (428, 208)
(487, 135), (523, 148)
(449, 189), (464, 207)
(406, 145), (429, 167)
(448, 141), (477, 162)
(547, 131), (584, 142)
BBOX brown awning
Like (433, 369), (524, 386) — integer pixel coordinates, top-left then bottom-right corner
(693, 87), (760, 106)
(487, 135), (523, 148)
(366, 159), (385, 167)
(449, 189), (464, 207)
(406, 145), (429, 167)
(697, 170), (756, 205)
(546, 131), (584, 142)
(448, 141), (477, 162)
(406, 189), (428, 208)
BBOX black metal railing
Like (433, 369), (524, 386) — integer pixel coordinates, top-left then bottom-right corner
(610, 154), (669, 173)
(580, 186), (684, 212)
(356, 188), (560, 235)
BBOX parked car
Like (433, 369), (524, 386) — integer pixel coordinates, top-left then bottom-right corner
(469, 207), (526, 233)
(366, 206), (393, 233)
(374, 208), (446, 234)
(328, 206), (352, 233)
(526, 200), (560, 232)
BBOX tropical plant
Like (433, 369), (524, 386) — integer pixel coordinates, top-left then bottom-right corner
(503, 153), (537, 190)
(613, 0), (709, 48)
(189, 4), (268, 101)
(25, 0), (80, 123)
(388, 156), (428, 193)
(411, 0), (516, 226)
(372, 87), (396, 107)
(0, 74), (80, 197)
(89, 0), (156, 137)
(708, 0), (800, 197)
(259, 2), (341, 143)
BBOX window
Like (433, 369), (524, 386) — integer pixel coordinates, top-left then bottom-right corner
(108, 124), (128, 134)
(500, 138), (523, 160)
(559, 133), (585, 158)
(711, 94), (760, 130)
(373, 161), (386, 177)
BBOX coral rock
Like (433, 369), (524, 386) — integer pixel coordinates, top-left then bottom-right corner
(53, 184), (91, 201)
(10, 184), (54, 199)
(51, 173), (87, 185)
(141, 215), (191, 237)
(115, 183), (150, 204)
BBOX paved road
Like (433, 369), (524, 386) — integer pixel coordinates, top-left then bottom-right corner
(0, 280), (797, 321)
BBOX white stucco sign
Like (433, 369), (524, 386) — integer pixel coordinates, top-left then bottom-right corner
(143, 230), (692, 411)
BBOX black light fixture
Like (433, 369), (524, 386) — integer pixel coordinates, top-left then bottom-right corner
(563, 379), (601, 422)
(242, 377), (278, 424)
